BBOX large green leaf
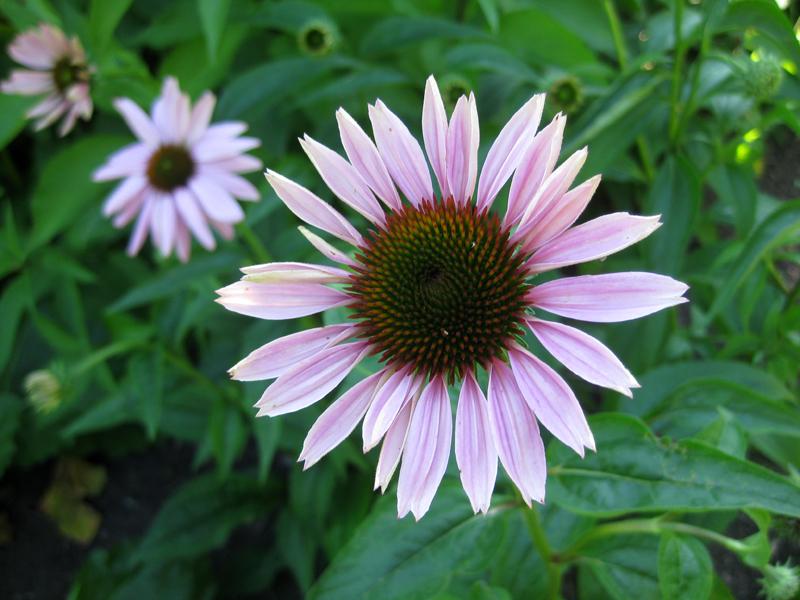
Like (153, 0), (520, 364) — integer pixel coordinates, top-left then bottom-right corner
(197, 0), (231, 61)
(310, 482), (534, 600)
(88, 0), (133, 53)
(548, 414), (800, 517)
(658, 534), (713, 600)
(719, 0), (800, 65)
(0, 94), (34, 150)
(360, 16), (487, 55)
(579, 535), (660, 600)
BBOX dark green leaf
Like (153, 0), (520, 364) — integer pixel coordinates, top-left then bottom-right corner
(658, 534), (713, 600)
(361, 16), (487, 55)
(0, 394), (23, 477)
(0, 94), (34, 150)
(197, 0), (231, 60)
(580, 535), (660, 600)
(88, 0), (133, 53)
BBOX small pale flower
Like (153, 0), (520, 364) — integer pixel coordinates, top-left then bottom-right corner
(1, 23), (93, 136)
(217, 76), (689, 519)
(93, 77), (262, 261)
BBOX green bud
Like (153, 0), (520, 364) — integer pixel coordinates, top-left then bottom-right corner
(297, 19), (337, 57)
(24, 369), (62, 414)
(548, 75), (584, 115)
(439, 74), (472, 112)
(760, 562), (800, 600)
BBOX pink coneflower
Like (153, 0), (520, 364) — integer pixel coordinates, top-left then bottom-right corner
(93, 77), (262, 261)
(217, 77), (688, 519)
(1, 23), (92, 136)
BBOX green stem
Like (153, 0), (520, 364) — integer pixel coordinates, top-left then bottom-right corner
(560, 517), (749, 562)
(237, 221), (273, 264)
(668, 0), (687, 145)
(522, 505), (562, 600)
(674, 14), (712, 143)
(604, 0), (655, 182)
(72, 337), (148, 375)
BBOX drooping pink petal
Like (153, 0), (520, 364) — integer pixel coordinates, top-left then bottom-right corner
(527, 318), (638, 397)
(32, 97), (68, 130)
(455, 370), (497, 514)
(300, 369), (386, 469)
(265, 170), (363, 246)
(526, 272), (689, 322)
(476, 93), (544, 212)
(300, 135), (385, 225)
(113, 98), (161, 146)
(375, 395), (414, 493)
(369, 100), (433, 206)
(126, 195), (154, 256)
(298, 226), (356, 267)
(508, 344), (595, 456)
(362, 367), (422, 451)
(174, 188), (215, 249)
(505, 113), (565, 227)
(515, 146), (587, 238)
(397, 376), (452, 520)
(240, 261), (350, 284)
(150, 194), (176, 257)
(422, 75), (449, 199)
(102, 175), (148, 216)
(112, 193), (145, 228)
(446, 93), (479, 205)
(336, 108), (401, 211)
(199, 168), (260, 201)
(186, 91), (216, 143)
(93, 143), (150, 181)
(189, 176), (245, 224)
(216, 280), (352, 320)
(487, 361), (546, 506)
(8, 36), (55, 69)
(528, 213), (661, 273)
(230, 323), (354, 381)
(254, 341), (371, 417)
(26, 93), (62, 119)
(520, 174), (601, 250)
(174, 220), (191, 263)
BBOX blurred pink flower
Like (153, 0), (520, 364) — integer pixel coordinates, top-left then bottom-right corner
(1, 23), (93, 136)
(94, 77), (262, 261)
(217, 76), (688, 519)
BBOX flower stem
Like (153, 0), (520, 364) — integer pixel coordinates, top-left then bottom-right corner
(237, 221), (273, 264)
(668, 0), (687, 145)
(522, 505), (563, 600)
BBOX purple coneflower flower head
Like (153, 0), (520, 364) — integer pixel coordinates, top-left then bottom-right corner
(1, 23), (93, 136)
(217, 76), (689, 520)
(93, 77), (262, 261)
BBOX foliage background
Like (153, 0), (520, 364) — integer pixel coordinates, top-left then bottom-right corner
(1, 0), (799, 598)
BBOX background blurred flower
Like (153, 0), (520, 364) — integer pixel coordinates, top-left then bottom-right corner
(217, 76), (688, 520)
(93, 77), (262, 261)
(0, 23), (93, 136)
(24, 368), (62, 414)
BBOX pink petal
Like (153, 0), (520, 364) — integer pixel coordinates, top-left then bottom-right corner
(336, 108), (401, 211)
(32, 97), (67, 130)
(362, 366), (421, 451)
(200, 168), (260, 201)
(508, 344), (595, 456)
(174, 188), (215, 250)
(1, 69), (52, 94)
(26, 93), (62, 119)
(215, 280), (352, 320)
(527, 318), (638, 397)
(193, 136), (260, 162)
(187, 91), (216, 143)
(445, 93), (479, 205)
(397, 376), (452, 520)
(113, 98), (161, 146)
(300, 135), (385, 225)
(422, 75), (449, 199)
(230, 324), (354, 381)
(476, 93), (544, 212)
(8, 36), (55, 69)
(375, 395), (414, 493)
(526, 272), (689, 322)
(189, 176), (245, 224)
(369, 100), (433, 206)
(240, 261), (350, 284)
(208, 154), (262, 174)
(150, 194), (176, 256)
(300, 369), (386, 469)
(102, 175), (148, 216)
(174, 220), (191, 262)
(127, 195), (154, 256)
(200, 122), (247, 140)
(152, 77), (186, 142)
(528, 213), (661, 274)
(487, 361), (546, 506)
(298, 226), (356, 267)
(254, 341), (371, 417)
(93, 143), (150, 182)
(520, 174), (601, 251)
(505, 114), (565, 227)
(112, 193), (145, 228)
(455, 370), (497, 514)
(515, 146), (587, 238)
(265, 170), (362, 246)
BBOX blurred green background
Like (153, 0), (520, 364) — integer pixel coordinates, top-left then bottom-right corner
(1, 0), (799, 598)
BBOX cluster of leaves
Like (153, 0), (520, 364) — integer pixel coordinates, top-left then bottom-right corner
(1, 0), (799, 598)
